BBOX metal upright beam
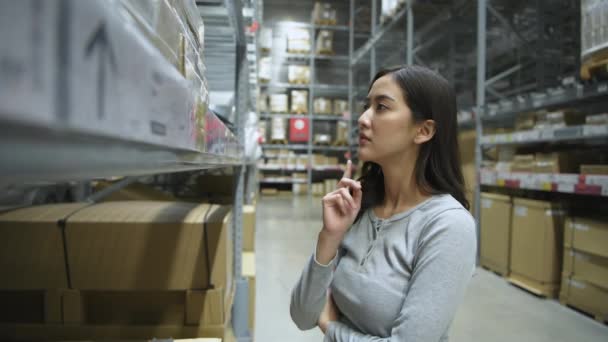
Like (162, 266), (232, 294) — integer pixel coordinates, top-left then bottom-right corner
(348, 0), (355, 159)
(371, 0), (378, 78)
(474, 0), (486, 263)
(406, 3), (414, 65)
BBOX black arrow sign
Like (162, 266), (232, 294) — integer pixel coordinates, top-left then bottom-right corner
(85, 22), (117, 120)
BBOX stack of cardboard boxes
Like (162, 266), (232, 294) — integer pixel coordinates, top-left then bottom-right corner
(561, 217), (608, 321)
(479, 193), (512, 276)
(0, 201), (234, 340)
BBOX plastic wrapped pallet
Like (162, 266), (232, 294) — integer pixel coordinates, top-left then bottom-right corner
(286, 28), (311, 53)
(313, 2), (337, 26)
(288, 65), (310, 84)
(334, 121), (348, 145)
(290, 90), (309, 114)
(260, 27), (273, 52)
(314, 134), (331, 145)
(270, 94), (288, 113)
(333, 99), (348, 115)
(258, 93), (269, 113)
(314, 97), (333, 115)
(259, 57), (272, 84)
(271, 117), (287, 141)
(581, 0), (608, 79)
(315, 30), (334, 55)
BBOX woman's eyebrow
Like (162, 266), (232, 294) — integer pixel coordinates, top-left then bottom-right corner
(366, 94), (396, 102)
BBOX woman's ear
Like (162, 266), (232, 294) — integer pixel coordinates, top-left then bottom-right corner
(414, 119), (436, 144)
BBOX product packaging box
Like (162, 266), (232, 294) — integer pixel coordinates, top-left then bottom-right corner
(480, 193), (512, 276)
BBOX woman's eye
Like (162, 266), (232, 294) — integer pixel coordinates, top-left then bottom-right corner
(377, 104), (388, 110)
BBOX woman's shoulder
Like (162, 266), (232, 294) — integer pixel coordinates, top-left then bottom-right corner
(417, 194), (476, 236)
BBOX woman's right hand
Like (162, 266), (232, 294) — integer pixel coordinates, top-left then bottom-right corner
(321, 160), (362, 238)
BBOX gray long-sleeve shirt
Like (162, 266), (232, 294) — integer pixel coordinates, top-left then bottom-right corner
(290, 194), (477, 341)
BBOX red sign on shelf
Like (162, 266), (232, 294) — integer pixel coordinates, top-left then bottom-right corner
(289, 117), (309, 142)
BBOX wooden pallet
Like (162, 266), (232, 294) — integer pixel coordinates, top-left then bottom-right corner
(269, 139), (288, 145)
(287, 49), (310, 55)
(317, 49), (335, 56)
(287, 79), (310, 85)
(581, 48), (608, 80)
(507, 273), (559, 298)
(479, 259), (509, 277)
(559, 299), (608, 325)
(315, 19), (337, 26)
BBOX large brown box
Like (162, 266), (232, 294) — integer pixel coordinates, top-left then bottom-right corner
(480, 193), (512, 276)
(61, 287), (228, 327)
(0, 203), (89, 290)
(560, 276), (608, 322)
(243, 205), (256, 252)
(242, 252), (256, 333)
(562, 248), (608, 289)
(65, 201), (233, 294)
(509, 198), (564, 297)
(564, 217), (608, 258)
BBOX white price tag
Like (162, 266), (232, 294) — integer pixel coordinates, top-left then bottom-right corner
(557, 183), (575, 193)
(514, 206), (527, 217)
(570, 279), (586, 289)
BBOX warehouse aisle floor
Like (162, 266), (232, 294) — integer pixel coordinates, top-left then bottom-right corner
(253, 196), (608, 342)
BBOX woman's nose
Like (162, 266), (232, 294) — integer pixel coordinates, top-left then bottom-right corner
(358, 110), (371, 128)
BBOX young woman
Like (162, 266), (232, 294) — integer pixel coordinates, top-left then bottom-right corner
(290, 65), (477, 341)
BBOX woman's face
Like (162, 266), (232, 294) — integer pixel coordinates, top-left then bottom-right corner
(357, 74), (419, 163)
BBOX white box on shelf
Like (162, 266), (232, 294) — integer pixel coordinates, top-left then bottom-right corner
(583, 175), (608, 187)
(583, 124), (608, 136)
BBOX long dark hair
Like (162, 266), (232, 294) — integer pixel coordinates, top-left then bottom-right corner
(356, 65), (469, 221)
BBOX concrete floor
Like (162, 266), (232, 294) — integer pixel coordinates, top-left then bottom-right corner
(253, 195), (608, 342)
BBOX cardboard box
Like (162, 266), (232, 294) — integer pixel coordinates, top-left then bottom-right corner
(65, 202), (233, 293)
(333, 99), (348, 115)
(314, 98), (333, 115)
(290, 90), (308, 114)
(286, 28), (311, 53)
(315, 30), (334, 55)
(61, 287), (227, 327)
(313, 154), (328, 166)
(480, 193), (512, 276)
(562, 248), (608, 289)
(580, 164), (608, 175)
(458, 129), (476, 165)
(560, 276), (608, 321)
(461, 162), (476, 215)
(510, 198), (564, 287)
(534, 152), (581, 174)
(93, 181), (176, 201)
(0, 203), (89, 289)
(287, 65), (310, 84)
(564, 217), (608, 258)
(242, 252), (256, 333)
(511, 155), (535, 173)
(243, 205), (256, 252)
(0, 290), (62, 324)
(270, 94), (288, 114)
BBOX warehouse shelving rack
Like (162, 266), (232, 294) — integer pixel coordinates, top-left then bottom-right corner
(258, 10), (355, 194)
(0, 0), (255, 341)
(347, 0), (608, 261)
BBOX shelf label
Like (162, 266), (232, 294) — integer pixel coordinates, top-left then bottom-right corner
(598, 84), (608, 93)
(514, 206), (527, 217)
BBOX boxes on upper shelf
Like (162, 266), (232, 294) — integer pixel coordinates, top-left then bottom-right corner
(314, 97), (333, 115)
(313, 2), (337, 25)
(511, 154), (535, 173)
(312, 154), (328, 166)
(580, 164), (608, 175)
(333, 99), (348, 116)
(586, 113), (608, 125)
(480, 193), (512, 276)
(270, 94), (288, 113)
(270, 117), (287, 141)
(260, 27), (273, 52)
(315, 30), (334, 55)
(259, 57), (272, 84)
(290, 90), (309, 114)
(288, 65), (310, 84)
(286, 28), (311, 53)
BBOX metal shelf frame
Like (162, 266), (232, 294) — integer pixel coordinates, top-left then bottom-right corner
(258, 10), (354, 193)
